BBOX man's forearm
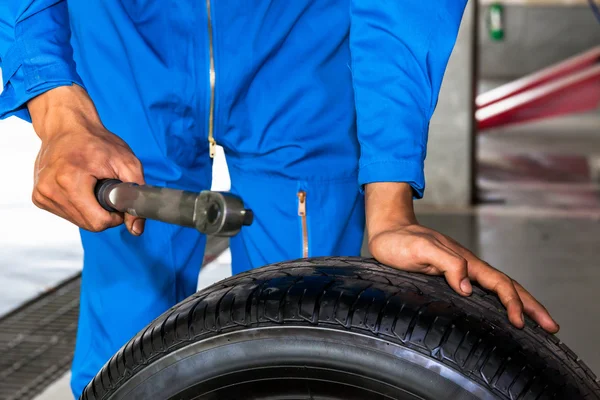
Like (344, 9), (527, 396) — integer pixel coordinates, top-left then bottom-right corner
(365, 182), (418, 238)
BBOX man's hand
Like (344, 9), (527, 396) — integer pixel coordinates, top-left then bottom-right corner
(27, 85), (146, 235)
(366, 182), (559, 333)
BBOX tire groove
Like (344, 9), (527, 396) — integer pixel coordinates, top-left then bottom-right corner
(312, 279), (336, 324)
(202, 300), (209, 332)
(362, 297), (375, 328)
(405, 302), (430, 343)
(374, 289), (402, 335)
(229, 294), (238, 326)
(213, 286), (236, 331)
(390, 302), (406, 342)
(332, 289), (346, 327)
(454, 326), (469, 367)
(244, 281), (267, 325)
(297, 288), (308, 322)
(279, 277), (304, 323)
(432, 320), (455, 359)
(508, 365), (528, 400)
(490, 353), (510, 390)
(186, 294), (209, 338)
(347, 283), (373, 328)
(464, 335), (482, 371)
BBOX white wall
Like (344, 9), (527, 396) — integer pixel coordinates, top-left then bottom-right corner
(0, 117), (82, 316)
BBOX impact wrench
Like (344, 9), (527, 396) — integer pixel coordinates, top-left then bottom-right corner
(94, 179), (253, 236)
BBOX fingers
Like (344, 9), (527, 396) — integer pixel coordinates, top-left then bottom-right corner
(123, 214), (145, 236)
(371, 231), (473, 297)
(69, 174), (124, 231)
(113, 155), (146, 236)
(494, 276), (526, 329)
(55, 170), (124, 231)
(436, 235), (554, 331)
(454, 247), (559, 332)
(114, 156), (145, 186)
(33, 174), (124, 231)
(467, 260), (525, 329)
(514, 281), (559, 333)
(32, 189), (73, 222)
(419, 241), (472, 296)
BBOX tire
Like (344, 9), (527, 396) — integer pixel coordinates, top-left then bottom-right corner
(81, 257), (600, 400)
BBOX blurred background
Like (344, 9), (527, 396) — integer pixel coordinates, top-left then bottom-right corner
(0, 1), (599, 399)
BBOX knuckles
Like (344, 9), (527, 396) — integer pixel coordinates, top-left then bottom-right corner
(408, 235), (436, 260)
(31, 191), (46, 209)
(87, 218), (113, 232)
(125, 157), (142, 170)
(55, 170), (74, 189)
(451, 257), (468, 272)
(34, 180), (56, 200)
(500, 275), (514, 288)
(120, 156), (145, 180)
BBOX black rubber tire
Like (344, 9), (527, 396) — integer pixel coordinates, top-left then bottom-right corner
(81, 257), (600, 400)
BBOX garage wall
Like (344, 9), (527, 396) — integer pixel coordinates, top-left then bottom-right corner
(423, 0), (477, 206)
(423, 2), (599, 206)
(479, 4), (600, 79)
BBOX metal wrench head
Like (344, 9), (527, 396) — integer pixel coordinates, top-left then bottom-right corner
(193, 191), (253, 237)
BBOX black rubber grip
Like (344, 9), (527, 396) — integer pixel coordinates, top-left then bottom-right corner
(94, 179), (122, 212)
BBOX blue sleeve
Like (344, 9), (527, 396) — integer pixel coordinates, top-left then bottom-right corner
(0, 0), (83, 122)
(350, 1), (467, 198)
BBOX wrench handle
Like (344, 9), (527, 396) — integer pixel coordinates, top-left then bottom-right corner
(94, 179), (253, 237)
(94, 179), (197, 227)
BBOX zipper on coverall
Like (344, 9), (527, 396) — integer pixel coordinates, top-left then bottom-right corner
(297, 191), (309, 258)
(206, 0), (217, 158)
(206, 4), (307, 259)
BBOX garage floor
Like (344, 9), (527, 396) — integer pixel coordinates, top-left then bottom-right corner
(1, 110), (600, 399)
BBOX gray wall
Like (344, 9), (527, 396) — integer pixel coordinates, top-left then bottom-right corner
(423, 3), (600, 206)
(479, 5), (600, 79)
(423, 0), (477, 206)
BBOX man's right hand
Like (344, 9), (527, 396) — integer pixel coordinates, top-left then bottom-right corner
(27, 85), (146, 236)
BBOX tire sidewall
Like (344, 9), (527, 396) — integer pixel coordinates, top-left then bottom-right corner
(109, 326), (495, 400)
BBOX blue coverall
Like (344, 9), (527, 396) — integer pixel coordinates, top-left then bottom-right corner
(0, 1), (467, 397)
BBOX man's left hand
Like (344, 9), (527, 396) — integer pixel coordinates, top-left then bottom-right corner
(366, 182), (559, 334)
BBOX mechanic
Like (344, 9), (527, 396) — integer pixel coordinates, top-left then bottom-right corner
(0, 1), (559, 398)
